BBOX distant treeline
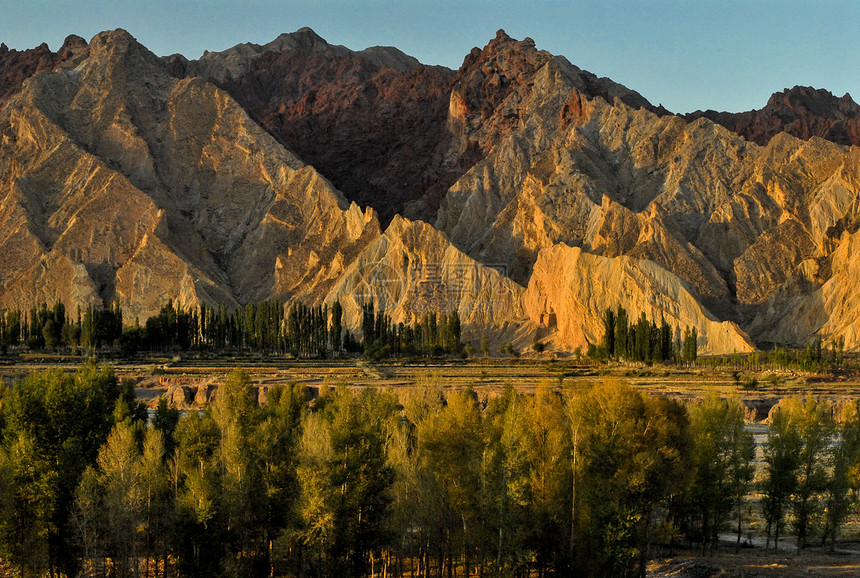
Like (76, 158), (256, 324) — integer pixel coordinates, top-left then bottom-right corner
(3, 366), (860, 577)
(0, 299), (462, 358)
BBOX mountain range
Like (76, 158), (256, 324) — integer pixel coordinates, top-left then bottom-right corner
(1, 28), (859, 353)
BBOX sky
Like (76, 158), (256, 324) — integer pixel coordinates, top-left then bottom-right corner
(2, 0), (859, 114)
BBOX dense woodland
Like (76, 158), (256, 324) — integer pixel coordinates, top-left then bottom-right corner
(3, 363), (860, 577)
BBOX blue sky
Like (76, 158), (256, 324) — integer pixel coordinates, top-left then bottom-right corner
(2, 0), (859, 114)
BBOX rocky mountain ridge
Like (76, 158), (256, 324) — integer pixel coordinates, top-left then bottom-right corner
(686, 86), (860, 147)
(1, 28), (858, 352)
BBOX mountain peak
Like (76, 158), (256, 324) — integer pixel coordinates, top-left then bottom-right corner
(0, 34), (88, 102)
(766, 85), (860, 119)
(459, 29), (549, 75)
(89, 28), (137, 49)
(356, 45), (421, 72)
(85, 28), (164, 76)
(687, 85), (860, 146)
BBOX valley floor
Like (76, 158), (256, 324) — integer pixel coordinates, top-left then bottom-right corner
(648, 543), (860, 577)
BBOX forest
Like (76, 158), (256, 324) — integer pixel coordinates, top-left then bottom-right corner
(3, 363), (860, 577)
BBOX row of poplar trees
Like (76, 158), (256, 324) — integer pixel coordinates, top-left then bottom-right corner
(1, 299), (462, 359)
(0, 302), (123, 351)
(597, 305), (698, 363)
(6, 365), (860, 577)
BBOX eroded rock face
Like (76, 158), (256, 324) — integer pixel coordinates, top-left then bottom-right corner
(749, 226), (860, 349)
(324, 215), (535, 345)
(433, 46), (860, 349)
(522, 244), (754, 354)
(0, 29), (379, 322)
(170, 28), (458, 224)
(183, 28), (666, 225)
(686, 86), (860, 147)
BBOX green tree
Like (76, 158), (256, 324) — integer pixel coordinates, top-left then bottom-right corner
(520, 383), (570, 570)
(418, 389), (484, 576)
(97, 421), (143, 578)
(791, 396), (834, 549)
(172, 410), (222, 576)
(211, 370), (267, 574)
(139, 427), (170, 577)
(687, 395), (754, 552)
(1, 364), (119, 576)
(330, 300), (343, 354)
(567, 379), (692, 577)
(258, 382), (306, 576)
(296, 387), (395, 576)
(821, 401), (860, 549)
(601, 308), (616, 357)
(761, 398), (804, 550)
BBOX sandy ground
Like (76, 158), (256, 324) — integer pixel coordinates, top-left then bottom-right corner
(648, 543), (860, 577)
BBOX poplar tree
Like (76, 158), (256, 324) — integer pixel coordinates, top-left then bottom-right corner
(761, 399), (803, 550)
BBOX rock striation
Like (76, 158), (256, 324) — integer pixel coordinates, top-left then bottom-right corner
(430, 34), (860, 349)
(0, 29), (381, 323)
(324, 215), (534, 344)
(0, 35), (88, 102)
(522, 244), (754, 354)
(168, 27), (458, 223)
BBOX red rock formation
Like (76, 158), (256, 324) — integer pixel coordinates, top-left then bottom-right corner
(179, 28), (663, 224)
(685, 86), (860, 146)
(0, 35), (88, 102)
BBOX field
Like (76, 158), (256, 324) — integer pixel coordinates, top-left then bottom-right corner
(6, 352), (860, 403)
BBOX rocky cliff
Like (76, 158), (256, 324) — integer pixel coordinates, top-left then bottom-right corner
(166, 27), (458, 223)
(0, 35), (88, 102)
(523, 243), (754, 354)
(430, 34), (860, 349)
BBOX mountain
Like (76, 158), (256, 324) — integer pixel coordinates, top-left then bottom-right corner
(0, 35), (88, 102)
(0, 30), (381, 323)
(165, 27), (458, 224)
(685, 86), (860, 147)
(0, 29), (535, 344)
(1, 28), (858, 352)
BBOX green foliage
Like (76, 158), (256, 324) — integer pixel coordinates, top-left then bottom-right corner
(567, 379), (692, 576)
(686, 395), (755, 551)
(758, 396), (838, 551)
(296, 387), (396, 576)
(7, 362), (860, 577)
(791, 396), (835, 548)
(761, 398), (804, 549)
(82, 302), (123, 350)
(500, 341), (520, 357)
(0, 364), (119, 576)
(593, 305), (678, 363)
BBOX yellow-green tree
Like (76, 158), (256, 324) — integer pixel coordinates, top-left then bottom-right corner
(687, 395), (754, 552)
(761, 398), (803, 550)
(567, 379), (692, 577)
